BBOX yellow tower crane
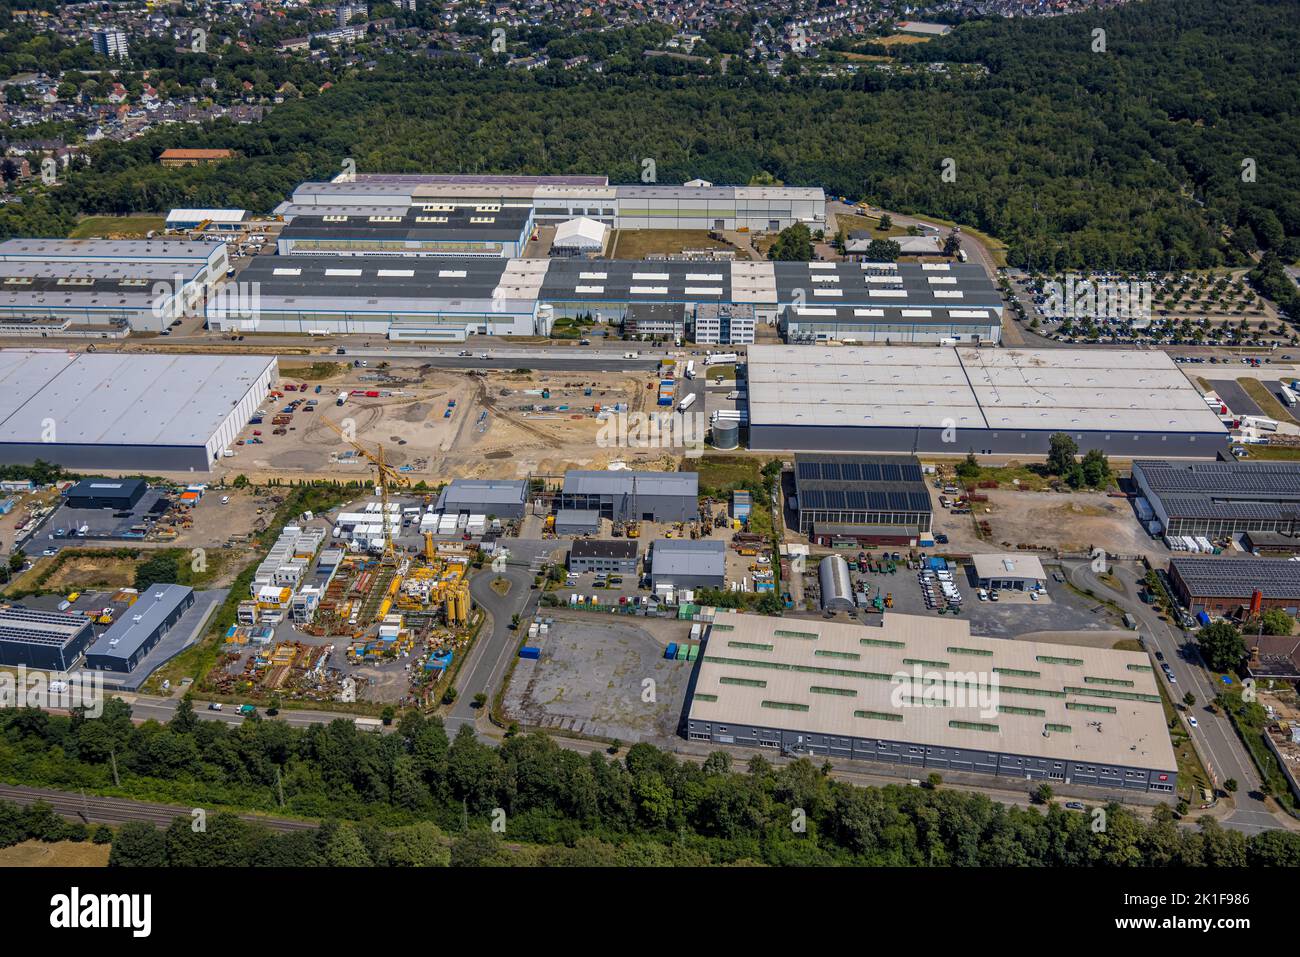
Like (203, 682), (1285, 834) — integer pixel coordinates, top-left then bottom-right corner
(321, 417), (411, 563)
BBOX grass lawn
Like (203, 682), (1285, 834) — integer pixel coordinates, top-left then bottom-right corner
(704, 364), (736, 381)
(279, 362), (345, 381)
(834, 213), (912, 240)
(685, 455), (767, 494)
(1239, 377), (1298, 425)
(877, 33), (935, 46)
(611, 229), (731, 259)
(68, 214), (166, 239)
(1236, 444), (1300, 460)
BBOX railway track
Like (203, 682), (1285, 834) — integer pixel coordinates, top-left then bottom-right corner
(0, 783), (317, 833)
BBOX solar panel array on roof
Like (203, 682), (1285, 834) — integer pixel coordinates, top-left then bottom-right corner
(1172, 557), (1300, 599)
(1135, 460), (1300, 523)
(794, 453), (930, 515)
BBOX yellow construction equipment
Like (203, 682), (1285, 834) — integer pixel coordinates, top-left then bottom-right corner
(321, 417), (410, 561)
(423, 529), (436, 561)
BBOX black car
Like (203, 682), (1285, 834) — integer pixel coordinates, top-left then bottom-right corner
(1155, 651), (1165, 661)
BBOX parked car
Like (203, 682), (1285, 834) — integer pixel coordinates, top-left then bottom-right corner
(207, 703), (223, 711)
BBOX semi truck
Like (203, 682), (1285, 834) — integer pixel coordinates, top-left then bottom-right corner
(336, 391), (349, 407)
(678, 393), (697, 413)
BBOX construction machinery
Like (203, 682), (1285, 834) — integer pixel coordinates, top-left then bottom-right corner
(322, 417), (410, 562)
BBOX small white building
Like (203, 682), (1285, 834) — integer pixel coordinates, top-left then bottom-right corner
(971, 553), (1047, 592)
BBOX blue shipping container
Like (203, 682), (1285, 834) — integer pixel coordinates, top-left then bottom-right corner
(519, 646), (541, 660)
(1197, 611), (1211, 627)
(665, 642), (678, 659)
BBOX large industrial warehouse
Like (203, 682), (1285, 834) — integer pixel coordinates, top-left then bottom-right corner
(0, 238), (228, 334)
(278, 173), (827, 232)
(1132, 459), (1300, 537)
(746, 345), (1228, 457)
(276, 204), (535, 258)
(685, 610), (1177, 793)
(0, 351), (276, 471)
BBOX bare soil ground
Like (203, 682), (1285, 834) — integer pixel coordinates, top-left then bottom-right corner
(931, 488), (1164, 558)
(215, 363), (676, 482)
(0, 841), (110, 867)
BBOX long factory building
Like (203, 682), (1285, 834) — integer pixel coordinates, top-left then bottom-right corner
(211, 256), (1000, 343)
(1132, 459), (1300, 538)
(745, 344), (1229, 458)
(0, 350), (276, 472)
(0, 239), (228, 335)
(685, 610), (1178, 794)
(277, 173), (828, 232)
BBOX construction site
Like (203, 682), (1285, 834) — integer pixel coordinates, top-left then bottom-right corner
(206, 417), (482, 709)
(215, 360), (677, 485)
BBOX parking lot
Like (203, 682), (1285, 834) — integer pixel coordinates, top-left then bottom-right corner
(804, 557), (1126, 639)
(503, 611), (693, 742)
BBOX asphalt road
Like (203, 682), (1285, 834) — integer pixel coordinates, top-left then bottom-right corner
(1064, 560), (1280, 834)
(445, 543), (554, 733)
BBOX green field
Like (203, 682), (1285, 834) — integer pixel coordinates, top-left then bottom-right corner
(68, 214), (166, 239)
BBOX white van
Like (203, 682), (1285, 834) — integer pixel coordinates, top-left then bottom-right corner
(221, 496), (230, 505)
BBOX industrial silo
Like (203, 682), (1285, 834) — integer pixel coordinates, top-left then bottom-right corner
(819, 555), (855, 612)
(712, 419), (740, 450)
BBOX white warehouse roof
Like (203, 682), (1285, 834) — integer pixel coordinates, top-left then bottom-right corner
(0, 351), (276, 446)
(746, 345), (1227, 435)
(166, 208), (248, 225)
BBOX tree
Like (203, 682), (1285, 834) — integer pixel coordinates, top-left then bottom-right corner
(943, 230), (962, 256)
(450, 829), (502, 867)
(1198, 621), (1248, 672)
(863, 238), (901, 262)
(1046, 432), (1079, 475)
(955, 453), (980, 482)
(1031, 783), (1054, 805)
(108, 822), (167, 867)
(134, 553), (179, 591)
(1182, 692), (1196, 709)
(1224, 778), (1239, 793)
(877, 213), (893, 231)
(1080, 449), (1111, 488)
(1260, 608), (1295, 636)
(767, 223), (813, 261)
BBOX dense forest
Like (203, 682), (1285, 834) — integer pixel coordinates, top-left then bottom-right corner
(3, 700), (1300, 866)
(2, 0), (1296, 272)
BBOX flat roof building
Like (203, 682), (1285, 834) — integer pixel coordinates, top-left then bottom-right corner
(0, 606), (94, 671)
(281, 174), (826, 232)
(794, 453), (931, 545)
(0, 239), (228, 333)
(1132, 459), (1300, 537)
(553, 508), (601, 536)
(277, 204), (534, 258)
(84, 584), (195, 673)
(568, 539), (638, 575)
(559, 469), (698, 523)
(686, 610), (1177, 793)
(747, 345), (1227, 458)
(0, 351), (276, 472)
(972, 553), (1047, 591)
(436, 478), (528, 519)
(64, 478), (147, 510)
(1168, 557), (1300, 616)
(649, 538), (725, 590)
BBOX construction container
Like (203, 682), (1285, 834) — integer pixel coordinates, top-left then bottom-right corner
(665, 642), (678, 660)
(519, 646), (541, 660)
